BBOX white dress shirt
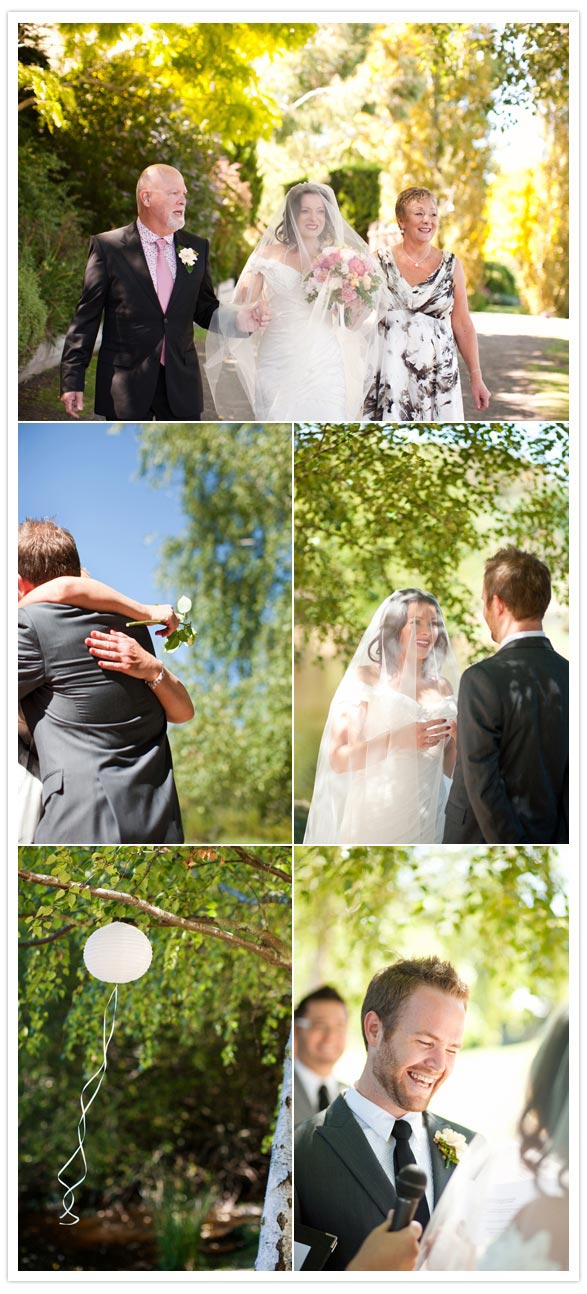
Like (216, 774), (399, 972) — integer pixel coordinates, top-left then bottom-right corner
(344, 1085), (434, 1211)
(499, 629), (546, 650)
(294, 1059), (341, 1111)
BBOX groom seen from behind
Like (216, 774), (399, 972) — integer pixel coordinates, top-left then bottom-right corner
(60, 163), (269, 420)
(18, 519), (190, 844)
(295, 956), (475, 1270)
(443, 546), (569, 844)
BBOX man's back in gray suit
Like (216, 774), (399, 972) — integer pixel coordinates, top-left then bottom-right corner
(19, 603), (183, 843)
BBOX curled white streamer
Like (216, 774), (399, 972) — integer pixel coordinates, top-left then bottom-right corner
(57, 984), (118, 1225)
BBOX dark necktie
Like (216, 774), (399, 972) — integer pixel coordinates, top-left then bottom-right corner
(317, 1084), (330, 1111)
(391, 1118), (430, 1229)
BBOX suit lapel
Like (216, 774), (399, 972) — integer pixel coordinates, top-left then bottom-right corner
(425, 1111), (460, 1204)
(316, 1095), (396, 1216)
(169, 233), (197, 312)
(121, 222), (162, 309)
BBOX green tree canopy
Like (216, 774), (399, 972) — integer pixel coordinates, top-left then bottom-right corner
(18, 846), (291, 1263)
(139, 423), (292, 842)
(294, 422), (568, 663)
(294, 844), (568, 1047)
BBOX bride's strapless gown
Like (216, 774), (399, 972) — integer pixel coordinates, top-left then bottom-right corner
(339, 687), (457, 844)
(253, 259), (347, 420)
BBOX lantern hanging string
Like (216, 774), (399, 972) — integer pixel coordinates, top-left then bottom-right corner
(57, 984), (118, 1226)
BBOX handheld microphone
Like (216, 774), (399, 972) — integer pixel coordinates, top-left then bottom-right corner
(388, 1164), (428, 1231)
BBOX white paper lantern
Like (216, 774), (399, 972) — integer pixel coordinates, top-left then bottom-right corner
(83, 921), (152, 984)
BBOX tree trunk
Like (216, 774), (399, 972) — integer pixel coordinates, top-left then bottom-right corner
(255, 1030), (292, 1271)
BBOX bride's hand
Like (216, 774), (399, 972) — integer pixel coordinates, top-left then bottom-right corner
(148, 604), (180, 637)
(393, 719), (452, 750)
(237, 300), (272, 333)
(85, 629), (161, 681)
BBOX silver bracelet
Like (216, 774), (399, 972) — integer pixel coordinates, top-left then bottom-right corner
(146, 664), (166, 690)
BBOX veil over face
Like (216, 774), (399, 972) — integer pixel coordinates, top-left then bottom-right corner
(303, 590), (460, 845)
(418, 1009), (569, 1272)
(205, 182), (385, 421)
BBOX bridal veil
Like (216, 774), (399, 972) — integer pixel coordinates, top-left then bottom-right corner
(418, 1007), (569, 1271)
(205, 182), (385, 420)
(303, 590), (460, 845)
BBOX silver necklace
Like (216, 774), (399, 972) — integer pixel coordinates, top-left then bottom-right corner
(401, 243), (432, 269)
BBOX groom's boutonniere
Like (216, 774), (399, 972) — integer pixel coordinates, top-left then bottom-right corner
(434, 1127), (467, 1167)
(178, 246), (198, 273)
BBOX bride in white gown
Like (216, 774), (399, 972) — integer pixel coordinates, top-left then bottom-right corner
(418, 1006), (569, 1272)
(205, 182), (384, 421)
(303, 589), (459, 845)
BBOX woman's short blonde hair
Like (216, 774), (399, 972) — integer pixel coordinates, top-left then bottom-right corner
(395, 187), (437, 225)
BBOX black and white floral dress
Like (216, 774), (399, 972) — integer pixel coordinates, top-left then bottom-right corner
(364, 249), (464, 421)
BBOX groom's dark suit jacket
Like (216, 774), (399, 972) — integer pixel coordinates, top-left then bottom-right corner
(60, 222), (219, 419)
(294, 1094), (474, 1270)
(18, 603), (184, 844)
(443, 636), (568, 844)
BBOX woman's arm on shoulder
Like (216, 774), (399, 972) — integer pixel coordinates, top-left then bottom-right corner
(20, 576), (179, 638)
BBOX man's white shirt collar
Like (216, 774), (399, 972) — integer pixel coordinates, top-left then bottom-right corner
(345, 1084), (424, 1140)
(499, 629), (547, 650)
(295, 1058), (338, 1105)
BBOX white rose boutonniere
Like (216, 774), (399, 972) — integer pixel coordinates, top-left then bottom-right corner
(434, 1127), (468, 1167)
(178, 247), (198, 273)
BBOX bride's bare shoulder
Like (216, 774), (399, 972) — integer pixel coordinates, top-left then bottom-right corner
(356, 663), (379, 687)
(437, 676), (454, 697)
(259, 242), (286, 261)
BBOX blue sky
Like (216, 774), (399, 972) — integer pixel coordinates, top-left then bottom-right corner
(18, 423), (185, 607)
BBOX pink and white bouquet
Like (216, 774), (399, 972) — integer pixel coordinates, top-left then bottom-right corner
(303, 246), (382, 326)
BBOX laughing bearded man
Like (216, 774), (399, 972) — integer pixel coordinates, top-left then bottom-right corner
(294, 956), (475, 1270)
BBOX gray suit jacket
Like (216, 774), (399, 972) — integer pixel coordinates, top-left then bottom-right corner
(18, 603), (184, 844)
(294, 1068), (346, 1126)
(294, 1094), (475, 1270)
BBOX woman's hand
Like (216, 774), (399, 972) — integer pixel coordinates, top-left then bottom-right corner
(347, 1213), (422, 1271)
(149, 605), (180, 638)
(85, 629), (161, 681)
(394, 719), (452, 751)
(470, 371), (491, 411)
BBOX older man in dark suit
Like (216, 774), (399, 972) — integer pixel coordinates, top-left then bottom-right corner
(295, 957), (475, 1271)
(60, 163), (268, 420)
(443, 546), (569, 844)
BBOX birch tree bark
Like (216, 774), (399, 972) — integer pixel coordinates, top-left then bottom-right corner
(255, 1029), (292, 1271)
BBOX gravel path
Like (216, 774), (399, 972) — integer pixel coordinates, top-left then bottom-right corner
(18, 313), (568, 425)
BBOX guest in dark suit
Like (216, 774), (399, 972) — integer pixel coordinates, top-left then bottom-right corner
(294, 986), (348, 1125)
(60, 163), (269, 421)
(295, 956), (475, 1271)
(18, 518), (192, 843)
(443, 546), (568, 844)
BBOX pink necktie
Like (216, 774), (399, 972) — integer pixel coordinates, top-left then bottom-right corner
(156, 238), (174, 365)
